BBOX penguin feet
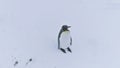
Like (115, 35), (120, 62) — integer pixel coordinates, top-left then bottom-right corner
(67, 47), (72, 53)
(60, 48), (66, 53)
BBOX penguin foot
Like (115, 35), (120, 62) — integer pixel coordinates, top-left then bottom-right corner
(60, 48), (66, 53)
(67, 47), (72, 53)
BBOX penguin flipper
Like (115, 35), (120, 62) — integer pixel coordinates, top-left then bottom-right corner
(60, 48), (66, 53)
(67, 47), (72, 53)
(58, 29), (62, 49)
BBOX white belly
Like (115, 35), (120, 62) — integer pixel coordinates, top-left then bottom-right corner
(60, 31), (71, 49)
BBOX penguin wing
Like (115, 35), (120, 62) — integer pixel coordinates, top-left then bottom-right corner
(70, 37), (72, 45)
(58, 29), (62, 49)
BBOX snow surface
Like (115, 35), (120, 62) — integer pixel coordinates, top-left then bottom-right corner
(1, 0), (120, 68)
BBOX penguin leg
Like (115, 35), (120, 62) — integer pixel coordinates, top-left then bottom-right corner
(60, 48), (66, 53)
(67, 47), (72, 53)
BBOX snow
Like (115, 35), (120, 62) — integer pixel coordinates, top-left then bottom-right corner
(0, 0), (120, 68)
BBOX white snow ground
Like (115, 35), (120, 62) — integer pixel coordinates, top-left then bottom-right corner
(0, 0), (120, 68)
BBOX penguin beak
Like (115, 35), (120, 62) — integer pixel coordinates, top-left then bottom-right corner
(68, 26), (71, 28)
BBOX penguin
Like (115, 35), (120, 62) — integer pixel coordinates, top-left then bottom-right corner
(58, 25), (72, 53)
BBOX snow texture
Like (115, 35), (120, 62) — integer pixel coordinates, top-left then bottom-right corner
(0, 0), (120, 68)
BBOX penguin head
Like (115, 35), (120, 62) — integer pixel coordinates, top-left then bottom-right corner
(62, 25), (71, 31)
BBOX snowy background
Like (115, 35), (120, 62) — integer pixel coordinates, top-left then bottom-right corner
(0, 0), (120, 68)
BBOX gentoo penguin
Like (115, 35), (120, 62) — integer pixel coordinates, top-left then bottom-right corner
(58, 25), (72, 53)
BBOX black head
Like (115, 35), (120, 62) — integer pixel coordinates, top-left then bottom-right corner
(61, 25), (71, 31)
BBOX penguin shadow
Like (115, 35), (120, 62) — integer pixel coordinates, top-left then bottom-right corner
(59, 47), (72, 54)
(14, 60), (19, 67)
(12, 57), (19, 67)
(12, 57), (33, 67)
(25, 58), (33, 66)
